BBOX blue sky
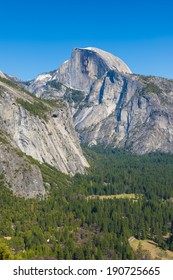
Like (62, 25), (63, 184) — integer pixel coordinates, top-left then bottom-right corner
(0, 0), (173, 80)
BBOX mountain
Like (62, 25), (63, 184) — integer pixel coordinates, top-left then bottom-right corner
(2, 49), (173, 260)
(2, 47), (173, 196)
(26, 47), (173, 155)
(51, 47), (131, 92)
(0, 75), (89, 197)
(26, 47), (131, 97)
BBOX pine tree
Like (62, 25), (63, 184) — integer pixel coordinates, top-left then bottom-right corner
(0, 239), (14, 260)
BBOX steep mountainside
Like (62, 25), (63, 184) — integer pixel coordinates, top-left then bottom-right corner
(74, 73), (173, 154)
(0, 76), (89, 196)
(25, 47), (173, 155)
(0, 138), (45, 199)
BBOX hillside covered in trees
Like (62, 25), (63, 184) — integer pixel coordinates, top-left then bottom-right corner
(1, 146), (173, 259)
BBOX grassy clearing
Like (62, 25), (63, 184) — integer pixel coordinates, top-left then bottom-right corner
(129, 237), (173, 260)
(87, 193), (139, 200)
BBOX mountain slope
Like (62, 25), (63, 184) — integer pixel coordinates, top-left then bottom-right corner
(0, 138), (45, 199)
(0, 76), (89, 182)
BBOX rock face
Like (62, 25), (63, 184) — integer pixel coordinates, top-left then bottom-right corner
(74, 72), (173, 154)
(52, 47), (132, 93)
(0, 76), (89, 197)
(26, 47), (131, 97)
(25, 47), (173, 155)
(0, 142), (45, 199)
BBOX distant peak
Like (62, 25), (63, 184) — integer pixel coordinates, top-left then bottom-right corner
(75, 47), (132, 74)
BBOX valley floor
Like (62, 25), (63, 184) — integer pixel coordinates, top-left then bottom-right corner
(1, 146), (173, 260)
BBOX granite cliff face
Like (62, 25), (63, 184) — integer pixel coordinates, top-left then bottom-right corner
(26, 47), (131, 98)
(52, 47), (132, 93)
(74, 72), (173, 154)
(26, 47), (173, 155)
(0, 141), (45, 199)
(0, 76), (89, 197)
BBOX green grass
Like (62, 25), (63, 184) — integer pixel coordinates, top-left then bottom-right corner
(87, 193), (139, 200)
(129, 237), (173, 260)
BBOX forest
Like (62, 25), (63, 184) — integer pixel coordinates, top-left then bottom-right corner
(1, 146), (173, 260)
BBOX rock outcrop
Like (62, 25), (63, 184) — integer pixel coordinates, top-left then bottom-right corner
(0, 76), (89, 197)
